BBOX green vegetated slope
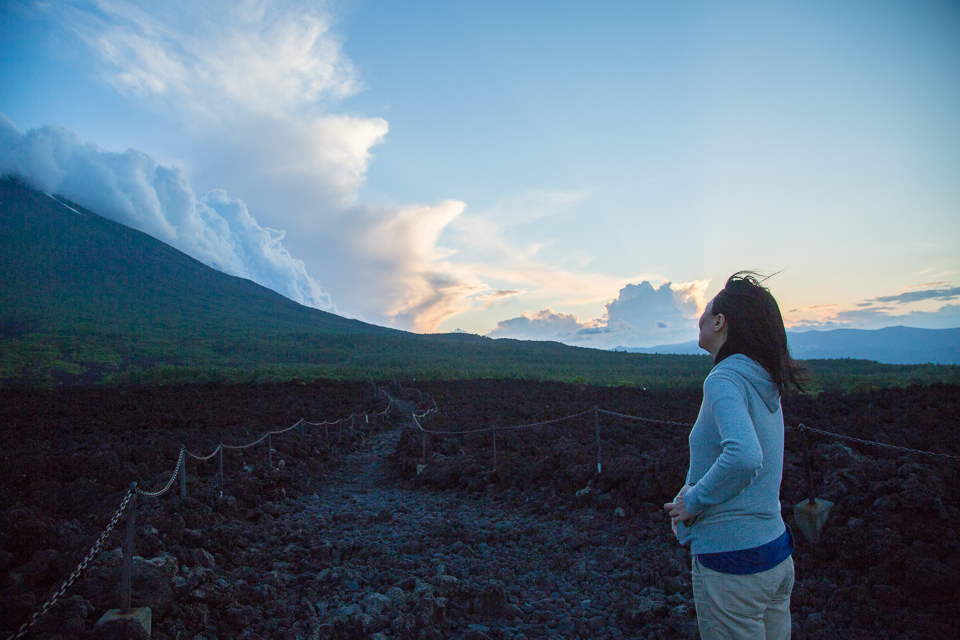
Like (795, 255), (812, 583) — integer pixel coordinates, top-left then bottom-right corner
(2, 176), (957, 389)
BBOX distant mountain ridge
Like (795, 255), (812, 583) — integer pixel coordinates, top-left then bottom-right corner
(617, 326), (960, 365)
(0, 177), (711, 386)
(3, 176), (958, 387)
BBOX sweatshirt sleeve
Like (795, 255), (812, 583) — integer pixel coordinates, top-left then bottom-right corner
(683, 372), (763, 516)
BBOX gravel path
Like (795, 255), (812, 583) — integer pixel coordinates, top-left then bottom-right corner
(278, 419), (698, 640)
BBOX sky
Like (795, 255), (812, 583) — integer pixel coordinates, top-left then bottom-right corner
(1, 0), (959, 349)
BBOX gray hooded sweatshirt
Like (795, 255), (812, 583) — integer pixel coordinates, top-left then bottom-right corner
(676, 354), (787, 554)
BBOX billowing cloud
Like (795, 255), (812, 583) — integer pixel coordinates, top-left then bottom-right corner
(0, 115), (333, 310)
(321, 199), (489, 331)
(60, 0), (359, 121)
(489, 280), (709, 348)
(489, 309), (596, 341)
(48, 0), (390, 209)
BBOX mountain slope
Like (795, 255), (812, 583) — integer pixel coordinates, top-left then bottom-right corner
(1, 177), (394, 338)
(1, 177), (714, 386)
(3, 176), (958, 388)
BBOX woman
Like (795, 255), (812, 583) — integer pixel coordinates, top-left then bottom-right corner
(664, 271), (804, 640)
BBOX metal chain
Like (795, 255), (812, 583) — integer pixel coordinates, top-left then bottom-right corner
(5, 488), (135, 640)
(413, 409), (592, 435)
(137, 447), (185, 498)
(185, 443), (222, 462)
(597, 408), (695, 428)
(268, 419), (304, 436)
(791, 424), (960, 460)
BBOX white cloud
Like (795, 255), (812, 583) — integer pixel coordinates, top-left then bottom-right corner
(50, 0), (389, 209)
(0, 115), (334, 310)
(488, 279), (709, 349)
(488, 309), (594, 341)
(322, 199), (491, 332)
(61, 0), (359, 121)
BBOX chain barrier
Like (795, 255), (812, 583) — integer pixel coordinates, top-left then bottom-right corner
(412, 409), (592, 435)
(411, 399), (955, 461)
(6, 386), (403, 639)
(787, 424), (960, 460)
(4, 487), (136, 640)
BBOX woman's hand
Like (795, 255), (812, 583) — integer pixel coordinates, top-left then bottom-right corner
(664, 484), (694, 528)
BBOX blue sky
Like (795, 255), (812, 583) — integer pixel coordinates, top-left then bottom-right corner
(2, 0), (958, 348)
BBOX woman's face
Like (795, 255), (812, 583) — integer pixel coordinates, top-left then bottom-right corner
(698, 295), (726, 355)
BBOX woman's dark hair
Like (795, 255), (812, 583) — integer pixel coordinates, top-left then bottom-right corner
(712, 271), (806, 394)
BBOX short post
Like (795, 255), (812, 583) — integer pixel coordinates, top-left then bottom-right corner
(338, 419), (342, 442)
(594, 407), (602, 475)
(96, 483), (152, 635)
(121, 483), (137, 613)
(217, 447), (224, 497)
(793, 424), (833, 543)
(492, 427), (497, 471)
(795, 425), (813, 504)
(268, 434), (273, 468)
(365, 413), (369, 424)
(179, 449), (187, 501)
(324, 424), (329, 446)
(416, 429), (427, 476)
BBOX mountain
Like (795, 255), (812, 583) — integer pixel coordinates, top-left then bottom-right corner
(0, 177), (712, 386)
(617, 326), (960, 365)
(787, 327), (960, 364)
(1, 178), (397, 338)
(3, 176), (957, 388)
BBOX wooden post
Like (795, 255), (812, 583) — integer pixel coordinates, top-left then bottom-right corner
(325, 424), (329, 446)
(365, 413), (369, 424)
(492, 427), (497, 471)
(594, 408), (602, 475)
(338, 419), (342, 442)
(268, 434), (273, 468)
(421, 429), (426, 465)
(121, 483), (137, 614)
(217, 447), (224, 497)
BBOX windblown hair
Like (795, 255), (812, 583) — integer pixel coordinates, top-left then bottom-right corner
(712, 271), (806, 394)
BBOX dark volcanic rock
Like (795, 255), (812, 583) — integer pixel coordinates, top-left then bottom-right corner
(1, 381), (958, 639)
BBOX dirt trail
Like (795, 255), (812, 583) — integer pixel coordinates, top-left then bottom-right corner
(266, 417), (696, 640)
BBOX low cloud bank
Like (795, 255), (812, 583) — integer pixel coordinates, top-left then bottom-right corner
(0, 116), (334, 310)
(488, 280), (709, 349)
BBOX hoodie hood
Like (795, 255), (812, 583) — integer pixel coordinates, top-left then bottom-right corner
(715, 354), (781, 413)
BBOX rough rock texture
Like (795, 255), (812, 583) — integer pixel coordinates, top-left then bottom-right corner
(1, 380), (957, 639)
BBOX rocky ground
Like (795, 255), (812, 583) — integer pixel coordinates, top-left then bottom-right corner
(1, 380), (958, 639)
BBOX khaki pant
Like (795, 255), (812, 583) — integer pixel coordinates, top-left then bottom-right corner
(691, 555), (794, 640)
